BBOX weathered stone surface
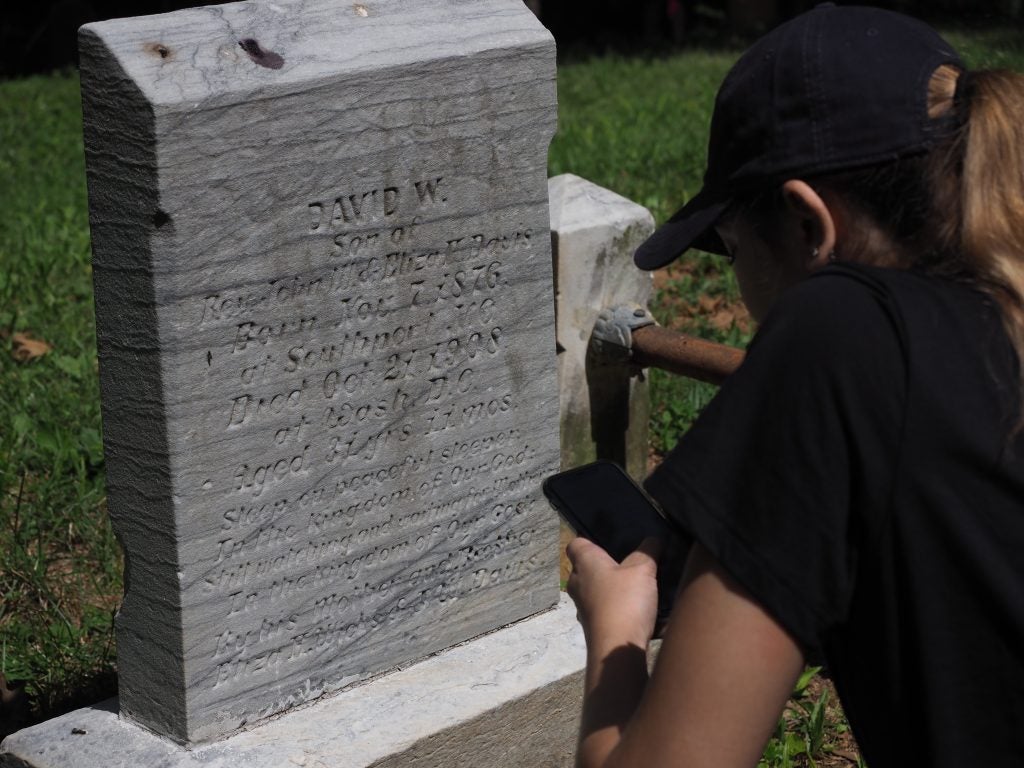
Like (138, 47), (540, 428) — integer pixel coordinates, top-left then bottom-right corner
(548, 174), (654, 479)
(0, 597), (585, 768)
(79, 0), (559, 743)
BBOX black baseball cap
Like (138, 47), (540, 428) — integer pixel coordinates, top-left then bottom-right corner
(634, 4), (964, 270)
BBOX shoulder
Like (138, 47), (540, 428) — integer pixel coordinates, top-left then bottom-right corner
(762, 263), (904, 334)
(647, 270), (913, 654)
(745, 263), (908, 372)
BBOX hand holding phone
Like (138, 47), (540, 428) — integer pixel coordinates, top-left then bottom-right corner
(564, 533), (664, 642)
(542, 460), (691, 632)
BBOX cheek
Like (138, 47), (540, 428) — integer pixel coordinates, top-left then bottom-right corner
(733, 241), (810, 323)
(734, 266), (771, 323)
(733, 254), (782, 323)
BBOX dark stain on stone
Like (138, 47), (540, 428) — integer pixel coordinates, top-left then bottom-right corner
(153, 210), (172, 229)
(144, 42), (173, 60)
(239, 38), (284, 70)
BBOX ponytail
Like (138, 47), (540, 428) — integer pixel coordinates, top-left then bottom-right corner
(811, 65), (1024, 427)
(937, 70), (1024, 425)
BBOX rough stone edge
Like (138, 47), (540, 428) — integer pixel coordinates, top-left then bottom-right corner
(80, 0), (554, 111)
(79, 22), (189, 741)
(0, 596), (584, 768)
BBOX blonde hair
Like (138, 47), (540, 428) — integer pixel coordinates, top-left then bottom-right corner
(928, 67), (1024, 426)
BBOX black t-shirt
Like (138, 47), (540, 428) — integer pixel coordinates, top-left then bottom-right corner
(646, 263), (1024, 768)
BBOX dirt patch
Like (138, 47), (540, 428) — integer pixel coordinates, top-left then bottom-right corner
(655, 261), (753, 335)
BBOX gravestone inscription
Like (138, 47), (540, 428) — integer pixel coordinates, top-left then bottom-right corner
(79, 0), (559, 744)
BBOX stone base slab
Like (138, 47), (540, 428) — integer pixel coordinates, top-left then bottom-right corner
(0, 596), (584, 768)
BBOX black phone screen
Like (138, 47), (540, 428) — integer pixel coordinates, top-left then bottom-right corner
(542, 460), (676, 562)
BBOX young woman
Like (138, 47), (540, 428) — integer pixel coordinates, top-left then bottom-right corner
(567, 6), (1024, 767)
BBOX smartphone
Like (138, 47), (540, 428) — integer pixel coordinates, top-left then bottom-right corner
(542, 460), (691, 630)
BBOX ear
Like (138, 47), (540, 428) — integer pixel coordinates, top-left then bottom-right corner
(781, 179), (837, 269)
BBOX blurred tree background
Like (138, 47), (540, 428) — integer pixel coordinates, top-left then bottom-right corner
(2, 0), (1021, 78)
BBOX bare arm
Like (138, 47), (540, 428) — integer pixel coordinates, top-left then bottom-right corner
(568, 540), (805, 768)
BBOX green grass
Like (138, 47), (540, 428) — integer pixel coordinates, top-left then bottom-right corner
(758, 667), (866, 768)
(4, 22), (1024, 759)
(549, 50), (736, 224)
(550, 49), (750, 450)
(0, 71), (120, 727)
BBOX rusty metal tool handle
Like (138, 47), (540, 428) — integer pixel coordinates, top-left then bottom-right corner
(630, 324), (744, 386)
(590, 305), (745, 385)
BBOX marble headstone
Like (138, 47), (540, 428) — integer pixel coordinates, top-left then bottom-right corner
(548, 174), (653, 480)
(79, 0), (559, 744)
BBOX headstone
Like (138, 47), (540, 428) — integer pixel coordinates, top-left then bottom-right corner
(549, 174), (654, 480)
(77, 0), (559, 744)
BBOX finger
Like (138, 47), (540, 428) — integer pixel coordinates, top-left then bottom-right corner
(566, 571), (580, 603)
(637, 535), (664, 561)
(565, 535), (597, 567)
(622, 536), (663, 569)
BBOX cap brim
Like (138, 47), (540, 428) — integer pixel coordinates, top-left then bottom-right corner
(633, 191), (730, 270)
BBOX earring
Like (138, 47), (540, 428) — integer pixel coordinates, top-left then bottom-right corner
(813, 246), (838, 262)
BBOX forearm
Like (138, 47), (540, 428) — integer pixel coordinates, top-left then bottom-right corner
(569, 544), (805, 768)
(565, 536), (660, 767)
(577, 636), (650, 768)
